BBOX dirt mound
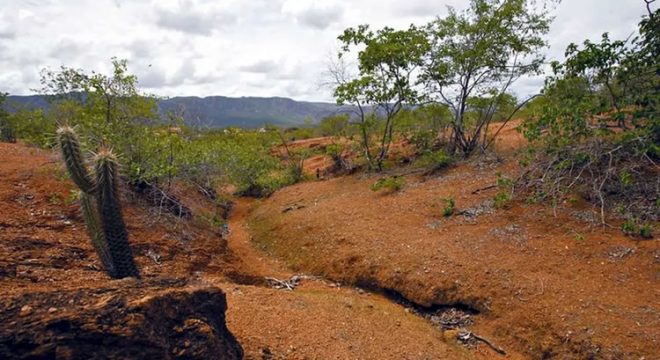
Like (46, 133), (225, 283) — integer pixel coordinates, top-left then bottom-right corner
(249, 155), (659, 359)
(0, 281), (243, 359)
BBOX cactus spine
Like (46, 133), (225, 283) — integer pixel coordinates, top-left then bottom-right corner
(57, 126), (139, 279)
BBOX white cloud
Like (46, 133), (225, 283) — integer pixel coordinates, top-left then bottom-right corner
(282, 0), (345, 30)
(154, 0), (237, 35)
(240, 60), (280, 74)
(0, 0), (655, 102)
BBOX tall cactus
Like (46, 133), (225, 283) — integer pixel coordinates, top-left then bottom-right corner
(57, 126), (139, 279)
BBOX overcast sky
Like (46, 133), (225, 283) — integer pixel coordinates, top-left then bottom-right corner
(0, 0), (654, 102)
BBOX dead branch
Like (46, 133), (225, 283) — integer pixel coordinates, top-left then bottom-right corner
(471, 184), (497, 194)
(471, 332), (507, 355)
(458, 331), (506, 355)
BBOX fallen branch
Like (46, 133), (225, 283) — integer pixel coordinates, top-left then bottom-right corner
(264, 275), (299, 290)
(471, 184), (497, 194)
(265, 275), (319, 290)
(458, 331), (506, 356)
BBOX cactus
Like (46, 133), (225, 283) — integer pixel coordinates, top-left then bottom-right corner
(56, 126), (139, 279)
(93, 149), (139, 278)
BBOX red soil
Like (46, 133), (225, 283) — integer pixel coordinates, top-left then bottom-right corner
(2, 117), (657, 358)
(0, 141), (480, 359)
(249, 123), (660, 359)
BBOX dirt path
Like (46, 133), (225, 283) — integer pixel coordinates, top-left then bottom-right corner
(225, 198), (291, 279)
(218, 198), (489, 359)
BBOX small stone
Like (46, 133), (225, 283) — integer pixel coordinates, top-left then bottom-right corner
(48, 307), (58, 313)
(19, 305), (33, 317)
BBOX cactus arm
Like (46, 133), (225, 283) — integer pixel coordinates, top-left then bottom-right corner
(80, 192), (115, 276)
(94, 149), (140, 279)
(57, 126), (96, 193)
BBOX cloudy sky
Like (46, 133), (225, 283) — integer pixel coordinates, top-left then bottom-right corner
(0, 0), (654, 102)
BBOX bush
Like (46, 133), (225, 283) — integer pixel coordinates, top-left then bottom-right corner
(517, 10), (658, 224)
(442, 197), (455, 217)
(493, 172), (514, 209)
(414, 149), (453, 172)
(639, 224), (653, 239)
(622, 220), (654, 239)
(493, 191), (512, 209)
(4, 108), (55, 147)
(370, 176), (405, 193)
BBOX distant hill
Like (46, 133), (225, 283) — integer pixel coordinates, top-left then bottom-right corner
(4, 95), (359, 128)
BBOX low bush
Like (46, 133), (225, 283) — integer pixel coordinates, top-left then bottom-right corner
(370, 176), (405, 193)
(414, 149), (453, 172)
(442, 197), (455, 217)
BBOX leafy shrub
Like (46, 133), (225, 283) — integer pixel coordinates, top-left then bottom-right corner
(622, 220), (654, 239)
(370, 176), (405, 193)
(213, 133), (287, 197)
(493, 191), (512, 209)
(518, 10), (658, 224)
(0, 93), (15, 143)
(415, 149), (453, 172)
(318, 114), (349, 137)
(442, 197), (455, 217)
(496, 172), (514, 188)
(639, 224), (653, 239)
(409, 130), (435, 153)
(493, 172), (514, 209)
(4, 108), (55, 147)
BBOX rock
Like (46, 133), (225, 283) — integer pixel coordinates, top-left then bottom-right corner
(19, 305), (33, 317)
(1, 286), (243, 359)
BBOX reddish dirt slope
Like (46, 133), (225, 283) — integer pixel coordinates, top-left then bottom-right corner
(250, 149), (659, 358)
(0, 142), (480, 359)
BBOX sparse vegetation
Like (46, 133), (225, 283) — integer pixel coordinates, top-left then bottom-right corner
(0, 93), (15, 143)
(493, 191), (512, 209)
(518, 7), (658, 225)
(639, 224), (653, 239)
(370, 176), (405, 193)
(442, 197), (455, 217)
(415, 149), (454, 172)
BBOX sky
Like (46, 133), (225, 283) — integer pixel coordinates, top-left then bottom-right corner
(0, 0), (654, 102)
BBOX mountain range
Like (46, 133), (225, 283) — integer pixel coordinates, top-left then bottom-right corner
(4, 95), (359, 128)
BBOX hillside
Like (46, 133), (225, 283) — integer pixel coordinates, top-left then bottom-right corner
(4, 95), (358, 128)
(249, 123), (660, 359)
(1, 121), (657, 358)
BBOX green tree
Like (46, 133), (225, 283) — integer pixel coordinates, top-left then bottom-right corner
(318, 114), (350, 137)
(422, 0), (555, 155)
(38, 58), (159, 182)
(333, 25), (430, 171)
(522, 7), (658, 146)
